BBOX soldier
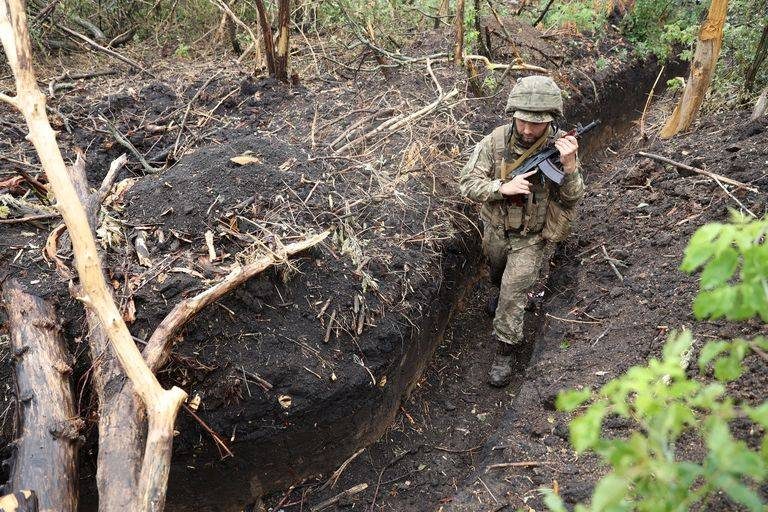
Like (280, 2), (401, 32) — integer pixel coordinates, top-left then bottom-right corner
(459, 75), (584, 387)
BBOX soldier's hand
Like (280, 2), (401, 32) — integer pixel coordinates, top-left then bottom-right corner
(555, 135), (578, 174)
(500, 169), (537, 196)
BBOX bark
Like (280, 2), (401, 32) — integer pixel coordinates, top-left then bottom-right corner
(659, 0), (728, 138)
(274, 0), (291, 81)
(453, 0), (466, 64)
(216, 12), (242, 54)
(752, 86), (768, 121)
(436, 0), (449, 29)
(745, 18), (768, 92)
(253, 0), (276, 76)
(0, 3), (187, 512)
(473, 0), (488, 57)
(65, 154), (144, 512)
(2, 281), (79, 512)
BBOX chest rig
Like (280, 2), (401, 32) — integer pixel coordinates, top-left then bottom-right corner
(492, 124), (553, 236)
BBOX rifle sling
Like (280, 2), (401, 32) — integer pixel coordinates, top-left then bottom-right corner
(500, 130), (549, 180)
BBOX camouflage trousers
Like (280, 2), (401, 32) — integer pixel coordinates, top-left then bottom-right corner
(482, 223), (546, 346)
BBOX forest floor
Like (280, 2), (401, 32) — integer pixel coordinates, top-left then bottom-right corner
(1, 15), (766, 512)
(261, 98), (768, 512)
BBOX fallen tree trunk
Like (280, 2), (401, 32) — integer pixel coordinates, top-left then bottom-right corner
(2, 281), (79, 512)
(64, 153), (145, 512)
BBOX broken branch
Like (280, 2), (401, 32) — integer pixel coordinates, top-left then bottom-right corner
(637, 151), (759, 193)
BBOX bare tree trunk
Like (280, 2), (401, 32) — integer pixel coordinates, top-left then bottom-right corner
(473, 0), (488, 57)
(274, 0), (291, 81)
(0, 3), (187, 512)
(253, 0), (276, 75)
(745, 18), (768, 92)
(453, 0), (465, 64)
(64, 154), (145, 512)
(752, 86), (768, 121)
(436, 0), (449, 29)
(660, 0), (728, 138)
(2, 281), (79, 512)
(216, 11), (242, 54)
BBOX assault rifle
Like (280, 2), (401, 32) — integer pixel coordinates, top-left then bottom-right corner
(508, 120), (600, 185)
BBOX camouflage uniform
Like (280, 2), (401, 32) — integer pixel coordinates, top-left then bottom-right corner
(460, 123), (585, 346)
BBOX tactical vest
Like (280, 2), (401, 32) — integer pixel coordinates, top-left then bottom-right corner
(480, 123), (558, 236)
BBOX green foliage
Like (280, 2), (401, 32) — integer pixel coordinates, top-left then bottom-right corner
(709, 0), (768, 107)
(537, 0), (608, 34)
(621, 0), (766, 103)
(681, 216), (768, 322)
(665, 77), (685, 93)
(545, 217), (768, 511)
(621, 0), (705, 60)
(174, 43), (191, 58)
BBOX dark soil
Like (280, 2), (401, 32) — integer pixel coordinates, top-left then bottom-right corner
(438, 102), (768, 511)
(2, 15), (763, 512)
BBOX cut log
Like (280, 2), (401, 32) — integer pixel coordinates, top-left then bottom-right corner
(1, 280), (79, 512)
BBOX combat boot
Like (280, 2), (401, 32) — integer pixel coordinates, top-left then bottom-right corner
(487, 339), (514, 388)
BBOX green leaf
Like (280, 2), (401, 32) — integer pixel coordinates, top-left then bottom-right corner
(746, 403), (768, 428)
(556, 388), (592, 412)
(700, 247), (738, 289)
(663, 331), (693, 362)
(714, 354), (744, 382)
(570, 403), (607, 452)
(692, 383), (725, 409)
(681, 223), (723, 272)
(698, 341), (729, 369)
(693, 287), (737, 320)
(715, 474), (765, 512)
(540, 488), (568, 512)
(591, 474), (627, 511)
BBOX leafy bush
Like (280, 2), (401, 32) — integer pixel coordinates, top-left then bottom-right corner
(538, 0), (608, 34)
(545, 216), (768, 512)
(620, 0), (705, 60)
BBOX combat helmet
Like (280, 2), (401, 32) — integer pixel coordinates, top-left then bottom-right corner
(505, 75), (563, 123)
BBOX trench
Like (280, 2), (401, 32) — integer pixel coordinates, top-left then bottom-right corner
(152, 59), (683, 512)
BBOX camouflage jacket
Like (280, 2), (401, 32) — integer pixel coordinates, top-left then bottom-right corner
(459, 123), (585, 235)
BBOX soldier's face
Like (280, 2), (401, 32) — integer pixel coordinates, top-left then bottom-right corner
(514, 119), (549, 146)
